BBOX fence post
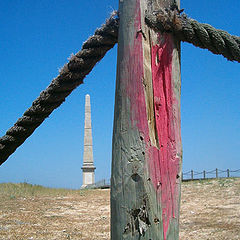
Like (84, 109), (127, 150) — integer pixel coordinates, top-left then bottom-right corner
(111, 0), (181, 239)
(216, 168), (218, 178)
(227, 169), (230, 178)
(191, 170), (194, 180)
(203, 170), (206, 179)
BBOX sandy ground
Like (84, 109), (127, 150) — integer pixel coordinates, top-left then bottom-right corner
(0, 178), (239, 240)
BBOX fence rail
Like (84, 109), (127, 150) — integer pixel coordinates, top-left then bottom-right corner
(84, 179), (110, 189)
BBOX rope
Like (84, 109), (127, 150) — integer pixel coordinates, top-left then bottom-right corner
(193, 171), (203, 175)
(230, 169), (240, 173)
(1, 9), (239, 166)
(206, 170), (216, 174)
(0, 13), (119, 166)
(145, 9), (240, 63)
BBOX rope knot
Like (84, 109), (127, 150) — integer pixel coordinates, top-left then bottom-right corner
(145, 8), (183, 33)
(145, 8), (240, 63)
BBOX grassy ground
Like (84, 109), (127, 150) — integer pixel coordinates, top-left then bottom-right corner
(0, 178), (239, 239)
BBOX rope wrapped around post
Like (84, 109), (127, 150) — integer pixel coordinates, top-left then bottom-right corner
(0, 13), (119, 166)
(145, 8), (240, 63)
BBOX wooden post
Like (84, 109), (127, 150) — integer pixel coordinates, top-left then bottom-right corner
(216, 168), (218, 178)
(227, 169), (230, 178)
(111, 0), (181, 239)
(191, 170), (194, 180)
(203, 170), (206, 179)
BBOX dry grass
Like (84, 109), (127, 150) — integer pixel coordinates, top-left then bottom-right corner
(180, 178), (240, 240)
(0, 178), (239, 239)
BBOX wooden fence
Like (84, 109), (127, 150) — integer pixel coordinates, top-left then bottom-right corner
(84, 179), (111, 189)
(182, 168), (240, 181)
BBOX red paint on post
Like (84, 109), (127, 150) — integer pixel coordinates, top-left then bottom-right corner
(124, 29), (180, 239)
(124, 3), (148, 134)
(150, 35), (180, 239)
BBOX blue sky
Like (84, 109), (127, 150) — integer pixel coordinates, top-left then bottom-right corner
(0, 1), (239, 188)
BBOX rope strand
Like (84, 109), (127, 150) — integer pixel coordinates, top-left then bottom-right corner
(145, 9), (240, 63)
(1, 9), (240, 165)
(0, 13), (119, 165)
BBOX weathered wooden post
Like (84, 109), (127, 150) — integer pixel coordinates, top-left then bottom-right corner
(203, 170), (206, 179)
(111, 0), (182, 239)
(191, 170), (194, 180)
(216, 168), (218, 178)
(227, 169), (230, 178)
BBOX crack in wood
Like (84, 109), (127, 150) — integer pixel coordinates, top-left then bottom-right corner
(123, 198), (151, 238)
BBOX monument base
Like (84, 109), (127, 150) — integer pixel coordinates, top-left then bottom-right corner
(81, 164), (96, 188)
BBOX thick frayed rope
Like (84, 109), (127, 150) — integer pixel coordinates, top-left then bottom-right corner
(1, 9), (239, 166)
(0, 13), (119, 165)
(145, 9), (240, 63)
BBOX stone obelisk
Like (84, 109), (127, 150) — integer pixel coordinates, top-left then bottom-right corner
(81, 94), (96, 188)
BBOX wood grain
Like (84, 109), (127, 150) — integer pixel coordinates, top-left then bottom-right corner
(111, 0), (181, 239)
